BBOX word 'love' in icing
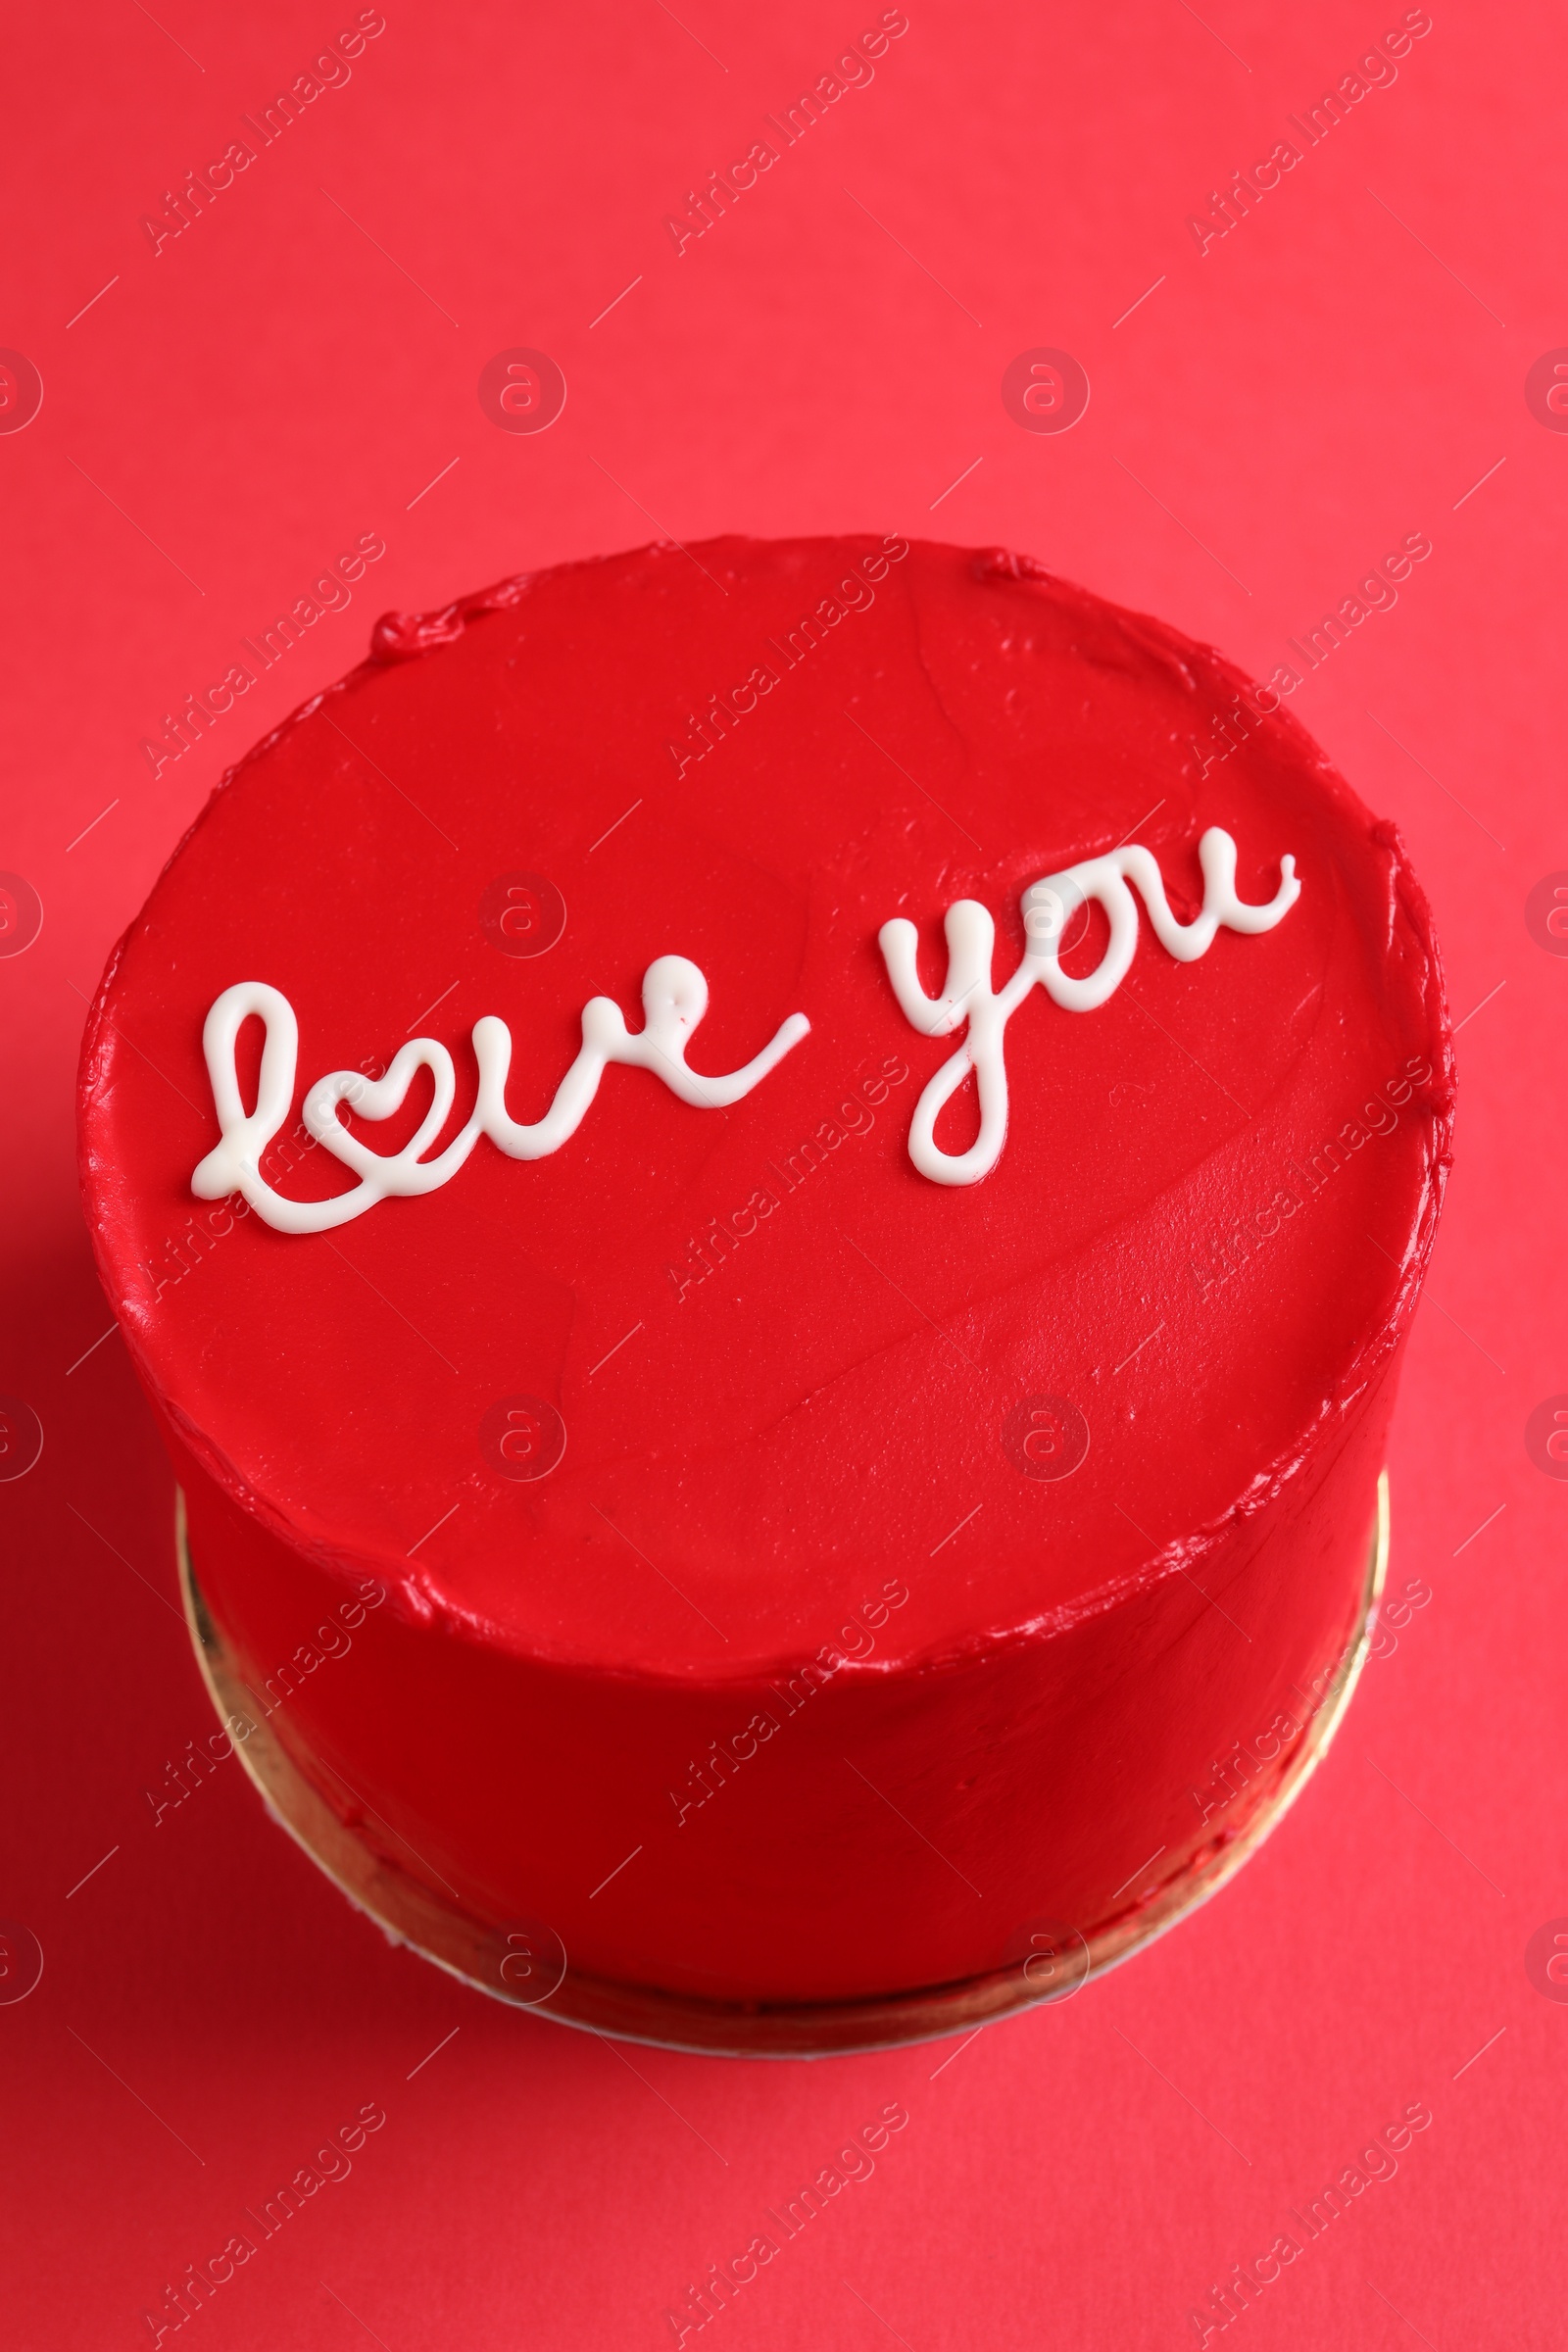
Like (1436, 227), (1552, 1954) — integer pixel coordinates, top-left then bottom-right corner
(878, 828), (1299, 1187)
(192, 962), (810, 1235)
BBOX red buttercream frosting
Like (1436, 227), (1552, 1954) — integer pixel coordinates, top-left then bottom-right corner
(78, 536), (1452, 2014)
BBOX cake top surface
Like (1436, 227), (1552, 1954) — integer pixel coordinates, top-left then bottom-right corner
(79, 535), (1451, 1678)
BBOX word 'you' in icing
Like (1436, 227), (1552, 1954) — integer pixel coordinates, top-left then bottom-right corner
(192, 960), (810, 1235)
(878, 828), (1299, 1186)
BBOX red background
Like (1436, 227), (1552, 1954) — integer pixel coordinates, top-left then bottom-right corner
(2, 2), (1562, 2344)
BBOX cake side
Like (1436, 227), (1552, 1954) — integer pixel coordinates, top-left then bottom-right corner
(173, 1355), (1394, 2006)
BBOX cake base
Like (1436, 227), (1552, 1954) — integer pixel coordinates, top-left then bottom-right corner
(176, 1474), (1389, 2058)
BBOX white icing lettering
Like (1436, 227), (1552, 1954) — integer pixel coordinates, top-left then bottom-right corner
(878, 828), (1299, 1186)
(192, 961), (809, 1234)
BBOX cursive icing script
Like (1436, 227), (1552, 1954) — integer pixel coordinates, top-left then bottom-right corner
(191, 960), (810, 1234)
(878, 828), (1299, 1187)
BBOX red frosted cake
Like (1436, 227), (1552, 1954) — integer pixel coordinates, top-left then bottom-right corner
(78, 536), (1451, 2052)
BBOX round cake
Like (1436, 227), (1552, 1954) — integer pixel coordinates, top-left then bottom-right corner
(78, 536), (1452, 2051)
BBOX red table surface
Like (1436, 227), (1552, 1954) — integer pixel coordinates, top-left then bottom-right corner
(2, 3), (1562, 2345)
